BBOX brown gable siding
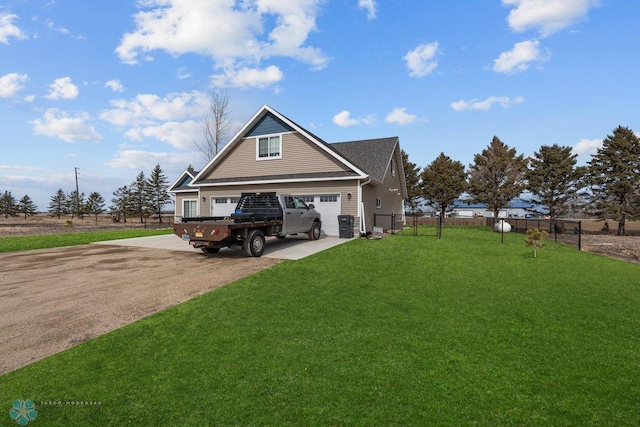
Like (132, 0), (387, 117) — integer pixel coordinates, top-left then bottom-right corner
(202, 132), (350, 181)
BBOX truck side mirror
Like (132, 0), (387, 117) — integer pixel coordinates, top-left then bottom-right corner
(309, 204), (315, 209)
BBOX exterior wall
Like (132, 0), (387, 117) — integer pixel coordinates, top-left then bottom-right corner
(203, 132), (350, 180)
(362, 147), (406, 232)
(173, 191), (199, 218)
(197, 180), (361, 232)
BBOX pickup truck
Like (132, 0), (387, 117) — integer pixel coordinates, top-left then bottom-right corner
(173, 192), (322, 257)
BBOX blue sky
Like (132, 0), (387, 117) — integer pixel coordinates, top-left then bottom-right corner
(1, 0), (638, 210)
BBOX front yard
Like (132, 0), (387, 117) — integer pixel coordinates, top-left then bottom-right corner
(0, 227), (638, 426)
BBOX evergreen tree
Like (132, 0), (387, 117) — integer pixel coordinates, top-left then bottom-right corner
(86, 192), (106, 224)
(468, 136), (528, 218)
(585, 126), (640, 236)
(48, 189), (67, 219)
(67, 190), (86, 219)
(0, 191), (18, 218)
(147, 164), (171, 223)
(110, 185), (131, 223)
(526, 144), (582, 219)
(421, 153), (467, 220)
(402, 149), (422, 212)
(17, 194), (38, 219)
(130, 171), (151, 223)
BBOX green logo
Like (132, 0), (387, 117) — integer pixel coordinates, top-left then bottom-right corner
(9, 400), (38, 425)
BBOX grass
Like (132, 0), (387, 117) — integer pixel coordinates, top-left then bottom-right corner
(1, 227), (639, 426)
(0, 228), (173, 253)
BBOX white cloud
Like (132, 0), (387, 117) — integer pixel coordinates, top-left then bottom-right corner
(385, 107), (416, 125)
(211, 65), (284, 89)
(105, 149), (195, 171)
(332, 110), (375, 128)
(450, 96), (525, 111)
(493, 39), (548, 74)
(0, 73), (28, 98)
(333, 110), (359, 128)
(358, 0), (377, 20)
(115, 0), (327, 89)
(572, 138), (602, 157)
(0, 13), (27, 44)
(105, 79), (124, 92)
(46, 77), (79, 100)
(31, 108), (102, 143)
(503, 0), (599, 37)
(404, 41), (439, 77)
(124, 120), (202, 150)
(100, 91), (209, 127)
(24, 94), (36, 102)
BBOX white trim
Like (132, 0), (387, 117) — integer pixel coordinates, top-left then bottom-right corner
(169, 169), (196, 192)
(195, 175), (364, 187)
(255, 134), (283, 161)
(182, 198), (199, 217)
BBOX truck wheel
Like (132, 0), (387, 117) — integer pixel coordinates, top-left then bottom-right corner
(308, 221), (321, 240)
(201, 247), (220, 254)
(244, 230), (266, 257)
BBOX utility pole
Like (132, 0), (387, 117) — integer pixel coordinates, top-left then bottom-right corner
(75, 167), (80, 218)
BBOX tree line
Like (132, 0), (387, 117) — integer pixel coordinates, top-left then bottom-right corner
(403, 125), (640, 236)
(0, 164), (171, 224)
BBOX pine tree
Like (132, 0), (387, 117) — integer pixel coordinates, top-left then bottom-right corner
(67, 190), (86, 219)
(147, 164), (171, 223)
(110, 185), (131, 223)
(0, 191), (18, 218)
(421, 153), (467, 220)
(468, 136), (528, 218)
(526, 144), (582, 219)
(48, 189), (67, 219)
(86, 192), (106, 224)
(585, 126), (640, 236)
(130, 172), (151, 223)
(402, 149), (422, 212)
(17, 194), (38, 219)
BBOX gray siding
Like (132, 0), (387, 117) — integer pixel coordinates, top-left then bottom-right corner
(246, 113), (294, 137)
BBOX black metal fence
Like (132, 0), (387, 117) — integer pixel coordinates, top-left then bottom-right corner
(373, 213), (441, 237)
(486, 217), (582, 250)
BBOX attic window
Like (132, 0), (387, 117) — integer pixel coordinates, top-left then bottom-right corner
(391, 159), (396, 176)
(257, 135), (281, 159)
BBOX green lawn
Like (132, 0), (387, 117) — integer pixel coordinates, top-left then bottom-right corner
(0, 228), (172, 253)
(1, 227), (638, 426)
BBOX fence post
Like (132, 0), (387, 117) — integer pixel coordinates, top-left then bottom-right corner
(578, 221), (582, 251)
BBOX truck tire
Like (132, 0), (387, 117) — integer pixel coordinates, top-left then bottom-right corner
(308, 221), (321, 241)
(244, 230), (266, 257)
(201, 247), (220, 254)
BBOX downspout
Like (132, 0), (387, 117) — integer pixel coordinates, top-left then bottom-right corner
(359, 177), (372, 235)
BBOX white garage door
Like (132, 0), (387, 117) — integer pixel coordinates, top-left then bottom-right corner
(210, 196), (240, 217)
(299, 194), (341, 236)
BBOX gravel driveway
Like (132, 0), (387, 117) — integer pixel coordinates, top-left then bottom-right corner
(0, 244), (280, 375)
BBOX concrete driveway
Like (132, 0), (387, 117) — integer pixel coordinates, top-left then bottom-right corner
(93, 233), (354, 260)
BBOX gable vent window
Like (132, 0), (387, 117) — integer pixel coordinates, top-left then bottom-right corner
(391, 159), (396, 176)
(376, 198), (382, 208)
(257, 135), (281, 159)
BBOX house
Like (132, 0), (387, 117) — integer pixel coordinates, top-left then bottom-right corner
(169, 105), (407, 236)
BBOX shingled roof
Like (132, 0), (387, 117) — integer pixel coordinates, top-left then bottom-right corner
(330, 137), (399, 183)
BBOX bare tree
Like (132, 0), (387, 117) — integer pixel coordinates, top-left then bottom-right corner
(194, 90), (232, 162)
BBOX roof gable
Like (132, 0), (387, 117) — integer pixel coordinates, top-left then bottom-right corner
(246, 113), (294, 137)
(169, 168), (197, 192)
(191, 105), (368, 185)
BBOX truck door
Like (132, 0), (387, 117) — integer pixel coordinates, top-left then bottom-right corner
(293, 196), (313, 231)
(283, 196), (303, 233)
